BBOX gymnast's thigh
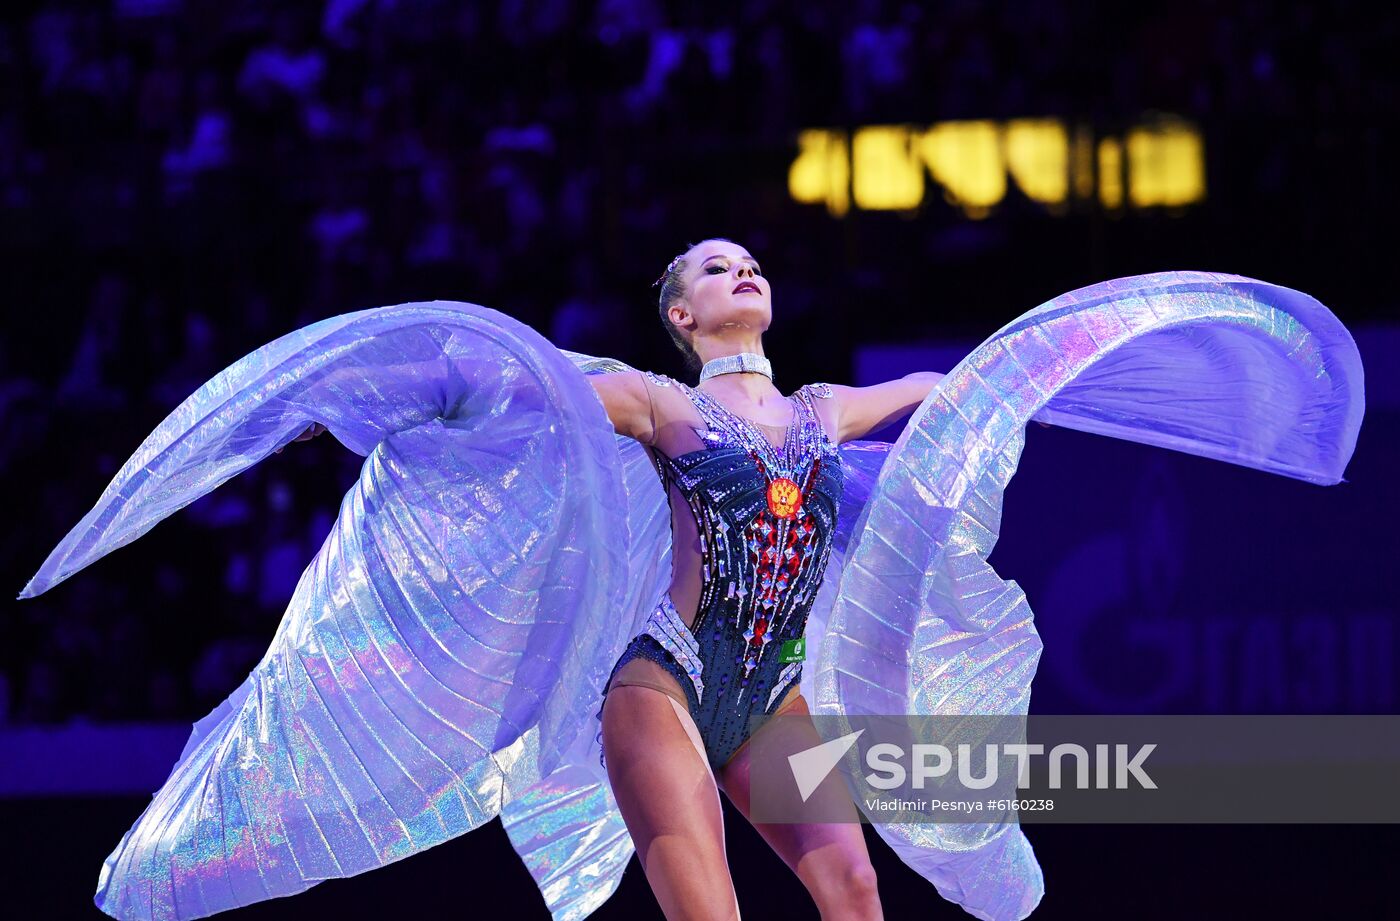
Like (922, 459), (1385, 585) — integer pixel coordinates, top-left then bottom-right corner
(715, 693), (870, 873)
(598, 668), (725, 864)
(599, 677), (740, 919)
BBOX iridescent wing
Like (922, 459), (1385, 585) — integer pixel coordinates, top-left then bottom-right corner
(816, 271), (1364, 920)
(23, 303), (641, 919)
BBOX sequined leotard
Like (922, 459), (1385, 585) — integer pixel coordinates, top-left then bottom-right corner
(596, 374), (844, 771)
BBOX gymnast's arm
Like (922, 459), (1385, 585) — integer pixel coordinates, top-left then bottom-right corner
(826, 371), (946, 443)
(588, 370), (658, 446)
(829, 369), (1053, 442)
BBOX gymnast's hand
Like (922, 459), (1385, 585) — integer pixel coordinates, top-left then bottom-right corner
(275, 422), (327, 453)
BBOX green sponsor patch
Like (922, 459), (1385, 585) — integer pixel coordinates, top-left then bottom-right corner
(778, 636), (806, 663)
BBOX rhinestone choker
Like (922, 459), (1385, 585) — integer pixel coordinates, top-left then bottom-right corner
(698, 352), (773, 383)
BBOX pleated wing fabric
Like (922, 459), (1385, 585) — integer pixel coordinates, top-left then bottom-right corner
(19, 271), (1363, 921)
(22, 303), (643, 918)
(494, 352), (668, 921)
(813, 271), (1363, 921)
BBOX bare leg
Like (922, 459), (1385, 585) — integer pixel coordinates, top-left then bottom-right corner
(601, 659), (741, 921)
(718, 692), (882, 921)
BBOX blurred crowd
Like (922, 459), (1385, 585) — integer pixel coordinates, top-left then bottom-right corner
(0, 0), (1390, 723)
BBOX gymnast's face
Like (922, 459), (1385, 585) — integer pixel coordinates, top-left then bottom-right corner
(668, 239), (770, 340)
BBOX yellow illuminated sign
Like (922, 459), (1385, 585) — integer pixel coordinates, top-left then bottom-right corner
(1004, 119), (1069, 211)
(915, 121), (1004, 219)
(789, 129), (850, 217)
(1127, 116), (1206, 208)
(788, 115), (1205, 218)
(852, 126), (924, 211)
(1098, 137), (1124, 210)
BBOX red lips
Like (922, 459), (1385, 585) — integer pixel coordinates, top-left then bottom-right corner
(733, 281), (760, 295)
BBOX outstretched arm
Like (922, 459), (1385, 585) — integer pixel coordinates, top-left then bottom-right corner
(831, 370), (1052, 442)
(828, 371), (946, 442)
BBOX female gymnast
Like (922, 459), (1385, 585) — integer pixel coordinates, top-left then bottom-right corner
(584, 237), (943, 920)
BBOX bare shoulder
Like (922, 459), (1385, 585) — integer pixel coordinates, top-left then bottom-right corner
(642, 371), (696, 424)
(587, 370), (652, 443)
(588, 368), (646, 403)
(800, 381), (843, 443)
(640, 369), (680, 392)
(587, 369), (693, 445)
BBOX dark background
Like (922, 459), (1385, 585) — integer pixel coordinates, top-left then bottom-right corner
(1, 0), (1396, 918)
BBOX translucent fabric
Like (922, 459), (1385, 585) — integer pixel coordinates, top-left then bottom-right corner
(810, 270), (1363, 920)
(20, 272), (1363, 921)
